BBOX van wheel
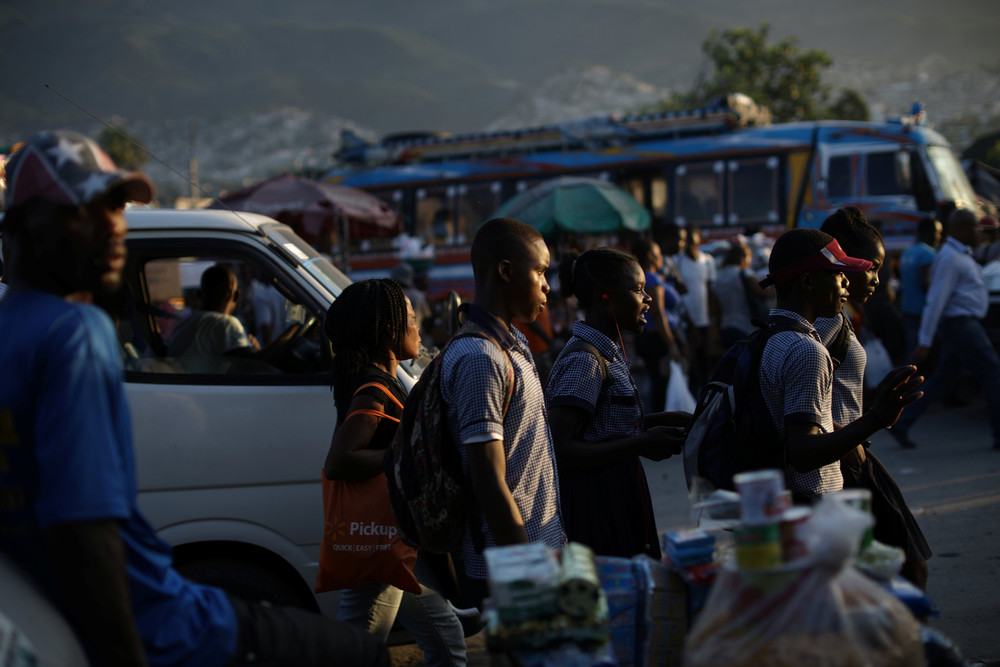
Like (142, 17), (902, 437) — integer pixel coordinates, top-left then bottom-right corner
(176, 558), (313, 610)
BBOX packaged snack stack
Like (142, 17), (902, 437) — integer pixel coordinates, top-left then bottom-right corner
(661, 529), (717, 623)
(483, 542), (611, 656)
(485, 542), (561, 624)
(732, 470), (786, 571)
(595, 556), (638, 666)
(632, 556), (687, 667)
(558, 542), (602, 618)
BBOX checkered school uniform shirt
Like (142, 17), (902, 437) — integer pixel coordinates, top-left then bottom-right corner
(440, 306), (565, 579)
(759, 309), (842, 497)
(545, 322), (643, 441)
(815, 312), (867, 424)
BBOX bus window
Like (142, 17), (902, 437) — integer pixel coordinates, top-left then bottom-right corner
(827, 156), (853, 198)
(415, 188), (451, 244)
(728, 157), (779, 223)
(621, 177), (646, 208)
(620, 171), (669, 220)
(454, 182), (503, 243)
(651, 177), (668, 220)
(866, 152), (908, 196)
(676, 162), (723, 226)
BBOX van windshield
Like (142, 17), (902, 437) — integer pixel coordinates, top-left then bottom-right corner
(263, 224), (433, 382)
(264, 227), (353, 297)
(927, 146), (978, 205)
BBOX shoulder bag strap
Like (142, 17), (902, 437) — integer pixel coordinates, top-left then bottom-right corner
(345, 381), (404, 423)
(354, 381), (405, 411)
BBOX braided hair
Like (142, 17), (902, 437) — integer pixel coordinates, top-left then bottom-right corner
(324, 278), (408, 412)
(558, 247), (638, 310)
(820, 206), (883, 260)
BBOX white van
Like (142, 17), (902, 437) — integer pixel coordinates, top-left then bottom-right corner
(117, 208), (429, 618)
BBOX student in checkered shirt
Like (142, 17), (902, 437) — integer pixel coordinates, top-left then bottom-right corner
(757, 229), (923, 500)
(546, 248), (687, 559)
(439, 217), (565, 609)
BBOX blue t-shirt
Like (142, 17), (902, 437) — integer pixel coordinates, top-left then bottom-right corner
(0, 291), (236, 667)
(899, 242), (936, 316)
(643, 270), (683, 333)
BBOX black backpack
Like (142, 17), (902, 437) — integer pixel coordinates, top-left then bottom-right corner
(384, 322), (514, 554)
(682, 314), (849, 492)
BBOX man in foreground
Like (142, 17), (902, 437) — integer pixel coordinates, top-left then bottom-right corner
(0, 130), (387, 666)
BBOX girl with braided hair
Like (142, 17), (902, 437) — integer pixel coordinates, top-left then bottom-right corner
(814, 208), (932, 589)
(546, 248), (688, 559)
(323, 278), (468, 666)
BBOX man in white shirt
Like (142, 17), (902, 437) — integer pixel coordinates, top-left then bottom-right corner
(674, 225), (716, 393)
(890, 209), (1000, 450)
(168, 264), (260, 357)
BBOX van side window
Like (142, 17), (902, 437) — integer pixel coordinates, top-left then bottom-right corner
(117, 253), (330, 381)
(827, 156), (853, 198)
(867, 151), (908, 196)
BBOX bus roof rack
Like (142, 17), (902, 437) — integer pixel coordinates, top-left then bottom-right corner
(335, 93), (772, 166)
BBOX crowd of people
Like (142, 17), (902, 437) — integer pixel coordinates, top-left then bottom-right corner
(535, 212), (1000, 437)
(2, 129), (1000, 665)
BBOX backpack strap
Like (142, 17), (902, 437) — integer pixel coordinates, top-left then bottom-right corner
(762, 314), (813, 336)
(559, 338), (610, 384)
(451, 324), (516, 417)
(765, 313), (850, 368)
(558, 337), (616, 438)
(826, 314), (851, 370)
(444, 323), (517, 554)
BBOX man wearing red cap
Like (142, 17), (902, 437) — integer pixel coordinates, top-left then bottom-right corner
(756, 228), (923, 499)
(0, 131), (388, 667)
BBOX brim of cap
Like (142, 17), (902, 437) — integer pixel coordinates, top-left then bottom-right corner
(759, 240), (872, 288)
(835, 255), (873, 272)
(115, 172), (155, 205)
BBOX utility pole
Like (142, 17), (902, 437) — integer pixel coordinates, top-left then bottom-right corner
(189, 120), (199, 198)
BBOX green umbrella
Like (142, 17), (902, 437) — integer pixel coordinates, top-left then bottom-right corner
(491, 176), (650, 237)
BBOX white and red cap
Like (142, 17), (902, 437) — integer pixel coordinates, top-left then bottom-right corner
(759, 239), (872, 288)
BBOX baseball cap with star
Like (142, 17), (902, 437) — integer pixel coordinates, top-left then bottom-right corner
(3, 130), (154, 212)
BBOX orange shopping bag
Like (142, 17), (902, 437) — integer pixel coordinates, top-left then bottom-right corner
(314, 470), (420, 595)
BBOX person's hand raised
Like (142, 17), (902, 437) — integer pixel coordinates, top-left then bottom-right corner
(870, 365), (924, 430)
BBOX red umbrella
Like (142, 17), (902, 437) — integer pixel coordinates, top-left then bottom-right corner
(210, 174), (401, 249)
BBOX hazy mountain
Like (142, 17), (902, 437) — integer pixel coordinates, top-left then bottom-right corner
(483, 64), (672, 131)
(2, 0), (998, 202)
(2, 0), (997, 137)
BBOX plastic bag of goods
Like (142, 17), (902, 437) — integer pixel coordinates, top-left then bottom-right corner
(683, 495), (925, 667)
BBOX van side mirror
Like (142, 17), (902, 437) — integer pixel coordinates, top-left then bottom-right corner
(896, 151), (913, 193)
(443, 291), (464, 337)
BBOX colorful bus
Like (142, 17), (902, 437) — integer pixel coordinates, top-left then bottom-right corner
(323, 95), (978, 301)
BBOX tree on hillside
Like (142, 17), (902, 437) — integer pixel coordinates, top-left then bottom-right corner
(827, 89), (870, 122)
(963, 130), (1000, 170)
(665, 23), (836, 123)
(98, 125), (147, 172)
